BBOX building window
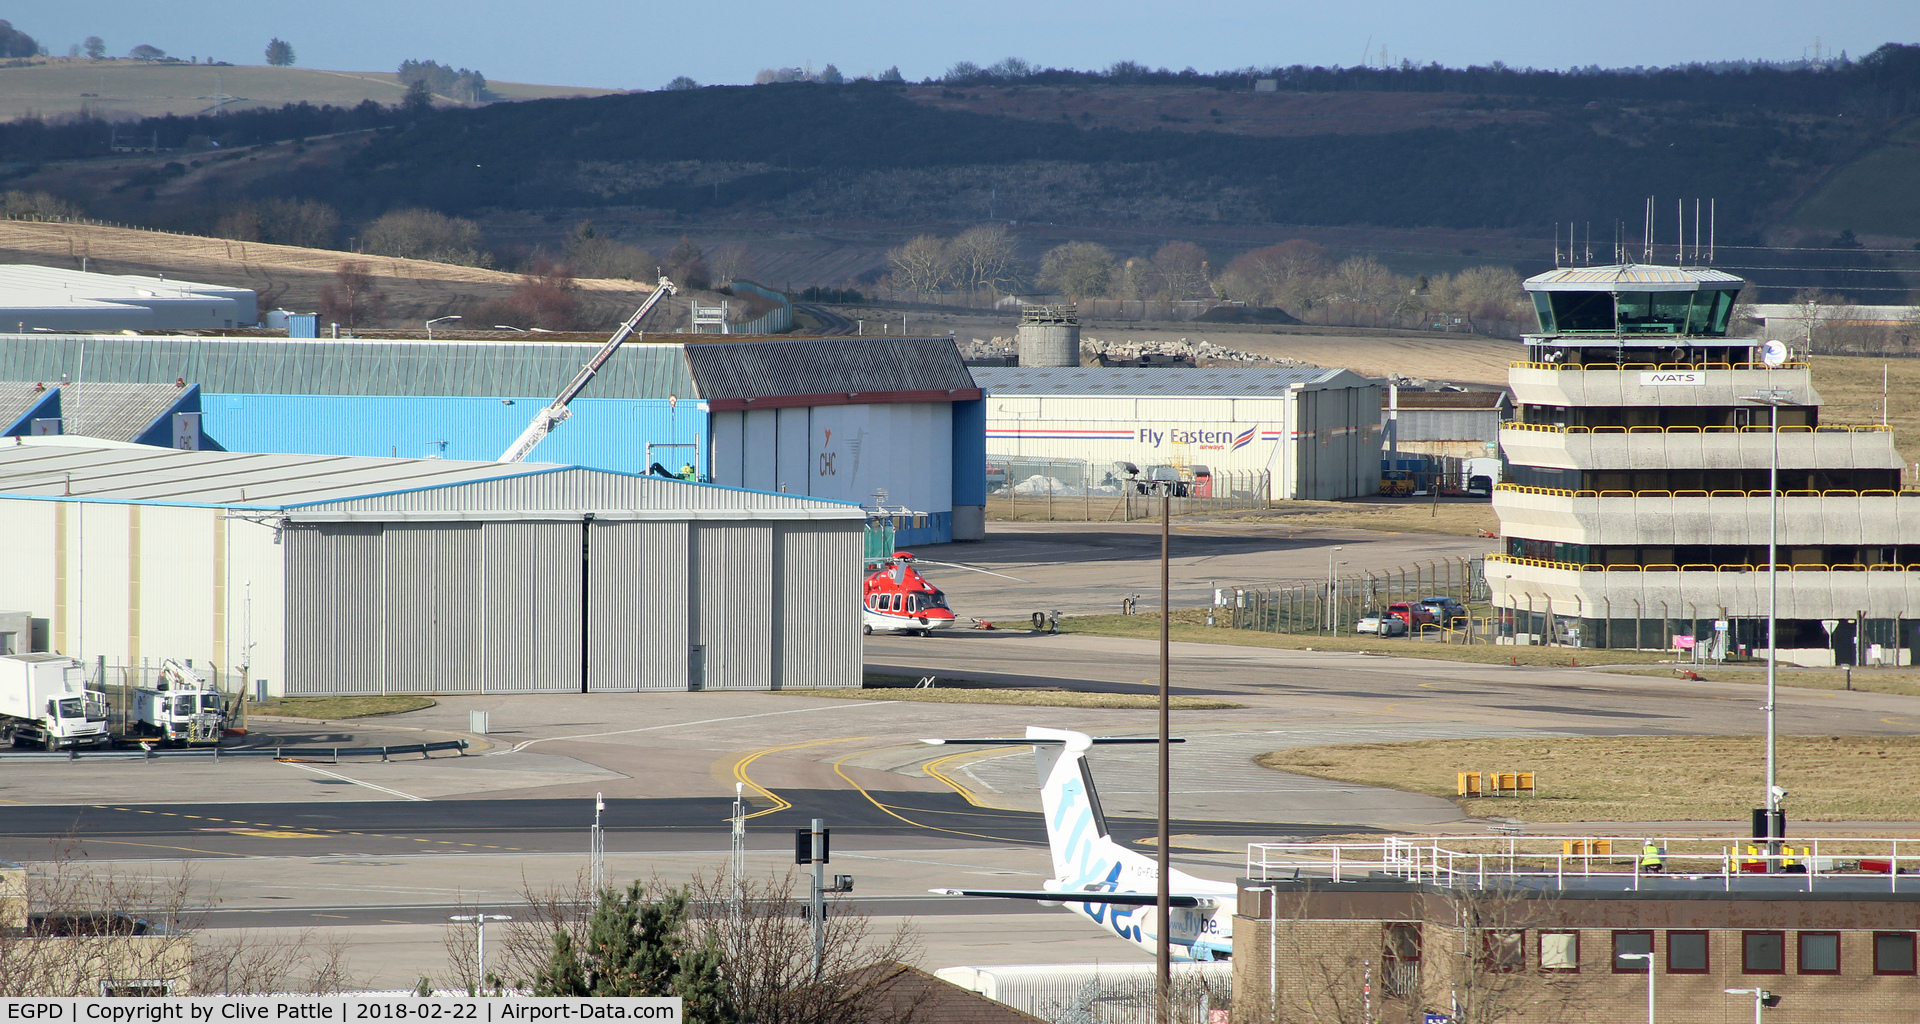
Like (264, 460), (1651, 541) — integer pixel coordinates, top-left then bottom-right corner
(1875, 932), (1917, 975)
(1482, 930), (1524, 973)
(1798, 932), (1840, 974)
(1743, 931), (1785, 974)
(1540, 931), (1579, 971)
(1612, 931), (1653, 972)
(1382, 923), (1421, 997)
(1668, 931), (1709, 974)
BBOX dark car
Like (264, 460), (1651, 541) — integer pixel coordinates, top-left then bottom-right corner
(1419, 596), (1468, 628)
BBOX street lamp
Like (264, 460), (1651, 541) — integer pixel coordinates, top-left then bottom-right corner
(1723, 987), (1779, 1023)
(449, 913), (511, 986)
(1618, 951), (1654, 1024)
(1742, 383), (1794, 858)
(426, 315), (461, 339)
(1326, 546), (1343, 633)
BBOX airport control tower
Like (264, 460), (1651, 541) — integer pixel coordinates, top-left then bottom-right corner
(1490, 263), (1920, 666)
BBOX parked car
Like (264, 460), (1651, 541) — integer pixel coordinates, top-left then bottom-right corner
(1386, 601), (1436, 633)
(1356, 614), (1409, 637)
(1419, 597), (1468, 628)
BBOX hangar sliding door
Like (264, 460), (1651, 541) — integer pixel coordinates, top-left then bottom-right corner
(691, 523), (773, 690)
(586, 520), (689, 691)
(481, 522), (582, 693)
(383, 523), (485, 694)
(284, 523), (386, 695)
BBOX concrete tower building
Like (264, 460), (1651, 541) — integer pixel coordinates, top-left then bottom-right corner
(1490, 264), (1920, 665)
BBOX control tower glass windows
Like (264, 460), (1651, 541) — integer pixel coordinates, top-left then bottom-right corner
(1535, 289), (1739, 337)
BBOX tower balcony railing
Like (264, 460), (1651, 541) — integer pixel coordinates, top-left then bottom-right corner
(1502, 422), (1891, 435)
(1484, 552), (1920, 574)
(1511, 360), (1809, 372)
(1494, 483), (1919, 499)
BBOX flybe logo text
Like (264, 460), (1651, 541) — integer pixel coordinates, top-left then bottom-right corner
(1138, 426), (1257, 451)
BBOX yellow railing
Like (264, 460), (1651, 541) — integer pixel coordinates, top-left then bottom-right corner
(1493, 484), (1911, 500)
(1501, 422), (1891, 434)
(1485, 553), (1920, 574)
(1510, 361), (1810, 371)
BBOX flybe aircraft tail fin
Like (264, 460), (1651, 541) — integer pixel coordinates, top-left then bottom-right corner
(922, 729), (1181, 883)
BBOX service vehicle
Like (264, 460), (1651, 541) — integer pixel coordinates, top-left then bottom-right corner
(130, 660), (227, 745)
(0, 653), (110, 750)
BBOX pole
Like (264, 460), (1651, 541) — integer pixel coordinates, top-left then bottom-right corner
(590, 793), (606, 894)
(811, 817), (825, 983)
(1156, 484), (1171, 1024)
(1766, 398), (1779, 857)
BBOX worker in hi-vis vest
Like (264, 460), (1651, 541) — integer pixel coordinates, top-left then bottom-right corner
(1640, 841), (1666, 873)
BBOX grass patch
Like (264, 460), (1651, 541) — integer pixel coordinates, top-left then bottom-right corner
(780, 685), (1240, 710)
(1601, 665), (1920, 698)
(1061, 610), (1677, 667)
(248, 695), (437, 719)
(1258, 736), (1920, 822)
(1214, 500), (1500, 538)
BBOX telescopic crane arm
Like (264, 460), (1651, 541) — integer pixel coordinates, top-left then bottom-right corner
(496, 276), (678, 463)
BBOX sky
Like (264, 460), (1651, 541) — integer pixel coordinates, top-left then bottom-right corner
(13, 1), (1920, 91)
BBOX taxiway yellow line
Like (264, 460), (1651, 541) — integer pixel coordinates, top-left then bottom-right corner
(728, 736), (871, 820)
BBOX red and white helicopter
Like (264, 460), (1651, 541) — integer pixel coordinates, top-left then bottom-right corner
(861, 552), (1030, 636)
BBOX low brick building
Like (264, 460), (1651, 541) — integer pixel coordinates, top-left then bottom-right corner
(1234, 843), (1920, 1023)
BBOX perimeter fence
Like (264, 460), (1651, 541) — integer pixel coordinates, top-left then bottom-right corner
(988, 456), (1269, 521)
(1222, 556), (1490, 639)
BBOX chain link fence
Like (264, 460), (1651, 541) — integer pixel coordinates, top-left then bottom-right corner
(988, 456), (1269, 521)
(82, 659), (244, 735)
(1221, 556), (1490, 639)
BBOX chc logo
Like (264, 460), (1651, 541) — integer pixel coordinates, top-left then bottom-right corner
(1137, 425), (1258, 451)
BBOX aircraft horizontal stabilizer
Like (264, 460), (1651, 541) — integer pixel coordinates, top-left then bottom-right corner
(920, 737), (1185, 746)
(931, 888), (1214, 909)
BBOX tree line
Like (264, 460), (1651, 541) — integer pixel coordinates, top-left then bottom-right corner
(886, 227), (1534, 330)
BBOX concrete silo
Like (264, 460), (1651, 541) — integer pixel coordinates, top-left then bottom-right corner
(1017, 305), (1080, 367)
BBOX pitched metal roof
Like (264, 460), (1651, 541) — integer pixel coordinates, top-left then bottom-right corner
(0, 438), (860, 517)
(0, 334), (696, 399)
(0, 382), (55, 433)
(970, 365), (1368, 395)
(58, 382), (192, 441)
(1524, 264), (1746, 293)
(682, 336), (976, 400)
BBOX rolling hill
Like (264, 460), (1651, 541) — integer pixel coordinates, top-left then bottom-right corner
(0, 58), (617, 122)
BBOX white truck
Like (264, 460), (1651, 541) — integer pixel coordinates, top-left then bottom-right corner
(0, 653), (111, 751)
(130, 660), (227, 745)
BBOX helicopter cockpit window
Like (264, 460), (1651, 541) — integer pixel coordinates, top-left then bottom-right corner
(928, 592), (949, 609)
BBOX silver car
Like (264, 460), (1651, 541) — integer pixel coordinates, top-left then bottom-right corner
(1355, 614), (1408, 637)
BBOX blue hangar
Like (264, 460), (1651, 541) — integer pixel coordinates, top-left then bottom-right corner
(0, 333), (986, 545)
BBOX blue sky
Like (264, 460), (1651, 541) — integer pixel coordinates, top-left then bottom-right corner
(14, 1), (1920, 90)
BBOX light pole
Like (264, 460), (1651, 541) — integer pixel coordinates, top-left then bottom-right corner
(1151, 477), (1173, 1024)
(426, 315), (461, 339)
(449, 913), (511, 987)
(1619, 951), (1655, 1024)
(1724, 987), (1777, 1023)
(1743, 384), (1793, 858)
(1326, 546), (1343, 633)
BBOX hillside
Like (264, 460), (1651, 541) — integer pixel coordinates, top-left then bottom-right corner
(0, 220), (668, 327)
(0, 59), (617, 122)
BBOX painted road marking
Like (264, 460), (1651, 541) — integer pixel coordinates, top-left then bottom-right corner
(728, 736), (872, 820)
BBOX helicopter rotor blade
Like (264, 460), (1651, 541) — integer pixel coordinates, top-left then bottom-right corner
(911, 559), (1033, 584)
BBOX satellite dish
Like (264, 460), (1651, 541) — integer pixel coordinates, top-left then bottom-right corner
(1759, 340), (1790, 367)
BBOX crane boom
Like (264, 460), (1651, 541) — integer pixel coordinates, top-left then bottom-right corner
(497, 276), (678, 463)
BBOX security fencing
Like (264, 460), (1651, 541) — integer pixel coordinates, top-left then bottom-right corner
(1221, 556), (1489, 639)
(988, 456), (1269, 521)
(84, 658), (246, 735)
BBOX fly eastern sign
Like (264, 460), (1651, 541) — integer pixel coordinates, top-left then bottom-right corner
(1639, 370), (1706, 386)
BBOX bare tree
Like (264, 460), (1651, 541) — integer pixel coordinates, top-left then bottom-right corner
(1219, 240), (1326, 308)
(709, 245), (756, 287)
(362, 209), (491, 267)
(317, 261), (388, 330)
(1036, 241), (1115, 301)
(1152, 241), (1212, 301)
(887, 235), (951, 299)
(947, 223), (1020, 296)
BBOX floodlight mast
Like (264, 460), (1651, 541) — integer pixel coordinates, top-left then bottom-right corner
(496, 276), (678, 463)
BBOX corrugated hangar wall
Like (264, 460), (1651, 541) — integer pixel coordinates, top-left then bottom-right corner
(283, 517), (861, 695)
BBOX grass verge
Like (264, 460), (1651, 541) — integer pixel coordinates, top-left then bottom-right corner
(1061, 610), (1676, 667)
(1258, 736), (1920, 822)
(248, 695), (437, 719)
(1601, 665), (1920, 698)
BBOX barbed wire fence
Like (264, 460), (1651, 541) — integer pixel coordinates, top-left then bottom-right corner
(987, 456), (1270, 521)
(1221, 556), (1490, 639)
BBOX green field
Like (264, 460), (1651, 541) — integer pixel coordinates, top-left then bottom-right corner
(1791, 120), (1920, 239)
(0, 59), (614, 122)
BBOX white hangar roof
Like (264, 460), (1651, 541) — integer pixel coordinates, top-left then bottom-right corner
(0, 437), (863, 519)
